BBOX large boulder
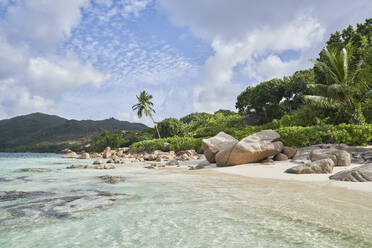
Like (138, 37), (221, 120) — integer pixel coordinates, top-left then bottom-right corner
(202, 132), (238, 163)
(310, 149), (351, 166)
(103, 147), (112, 159)
(215, 130), (283, 167)
(64, 152), (78, 158)
(329, 164), (372, 182)
(285, 158), (335, 174)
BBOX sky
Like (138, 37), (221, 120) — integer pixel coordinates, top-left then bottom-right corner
(0, 0), (371, 126)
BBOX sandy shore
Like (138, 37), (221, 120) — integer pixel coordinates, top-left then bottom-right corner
(207, 160), (372, 193)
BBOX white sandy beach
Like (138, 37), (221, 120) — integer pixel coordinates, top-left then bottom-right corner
(207, 161), (372, 193)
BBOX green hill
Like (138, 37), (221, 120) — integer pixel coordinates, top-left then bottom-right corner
(0, 113), (147, 152)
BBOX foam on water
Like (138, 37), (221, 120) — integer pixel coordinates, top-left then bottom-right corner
(1, 153), (372, 248)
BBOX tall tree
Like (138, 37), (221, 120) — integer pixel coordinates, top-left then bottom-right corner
(132, 91), (161, 138)
(307, 44), (370, 124)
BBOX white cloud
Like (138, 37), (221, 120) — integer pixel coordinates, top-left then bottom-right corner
(3, 0), (89, 50)
(27, 56), (106, 93)
(122, 0), (152, 17)
(159, 0), (372, 113)
(248, 55), (301, 82)
(0, 0), (106, 118)
(192, 16), (324, 112)
(0, 79), (54, 118)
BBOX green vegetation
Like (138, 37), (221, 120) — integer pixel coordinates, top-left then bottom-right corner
(157, 118), (184, 138)
(236, 70), (314, 124)
(307, 44), (369, 124)
(277, 124), (372, 147)
(129, 19), (372, 152)
(0, 113), (147, 152)
(3, 19), (371, 154)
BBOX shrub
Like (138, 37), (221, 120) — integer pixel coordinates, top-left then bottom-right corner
(88, 131), (125, 152)
(157, 118), (184, 138)
(277, 124), (372, 147)
(130, 136), (203, 153)
(180, 112), (212, 124)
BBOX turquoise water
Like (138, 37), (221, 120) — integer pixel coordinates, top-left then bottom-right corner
(1, 153), (372, 248)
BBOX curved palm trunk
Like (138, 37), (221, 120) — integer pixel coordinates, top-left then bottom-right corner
(150, 115), (161, 139)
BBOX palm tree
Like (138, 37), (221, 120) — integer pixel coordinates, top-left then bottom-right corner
(306, 43), (369, 124)
(132, 91), (161, 138)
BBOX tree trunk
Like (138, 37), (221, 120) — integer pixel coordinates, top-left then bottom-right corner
(150, 116), (161, 139)
(350, 104), (365, 124)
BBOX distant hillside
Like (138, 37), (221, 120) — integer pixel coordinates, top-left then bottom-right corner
(0, 113), (147, 152)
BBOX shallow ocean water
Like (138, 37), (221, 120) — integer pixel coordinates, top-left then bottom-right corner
(1, 153), (372, 248)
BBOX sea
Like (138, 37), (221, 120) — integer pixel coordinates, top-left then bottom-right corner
(1, 153), (372, 248)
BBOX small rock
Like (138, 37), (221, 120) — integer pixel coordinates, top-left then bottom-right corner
(166, 160), (179, 166)
(197, 160), (210, 167)
(260, 158), (274, 164)
(20, 168), (50, 172)
(64, 152), (78, 158)
(274, 153), (288, 161)
(282, 146), (297, 159)
(103, 164), (115, 169)
(194, 164), (205, 169)
(78, 153), (90, 159)
(67, 164), (84, 169)
(285, 159), (334, 174)
(103, 147), (112, 159)
(98, 175), (125, 184)
(163, 142), (170, 152)
(93, 159), (102, 165)
(90, 152), (101, 158)
(144, 165), (155, 169)
(144, 154), (157, 161)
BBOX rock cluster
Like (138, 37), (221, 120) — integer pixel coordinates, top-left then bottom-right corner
(202, 130), (296, 167)
(286, 148), (351, 174)
(309, 149), (351, 166)
(67, 164), (115, 169)
(134, 149), (202, 163)
(329, 164), (372, 182)
(285, 159), (335, 174)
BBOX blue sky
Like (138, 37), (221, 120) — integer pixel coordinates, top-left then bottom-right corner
(0, 0), (371, 125)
